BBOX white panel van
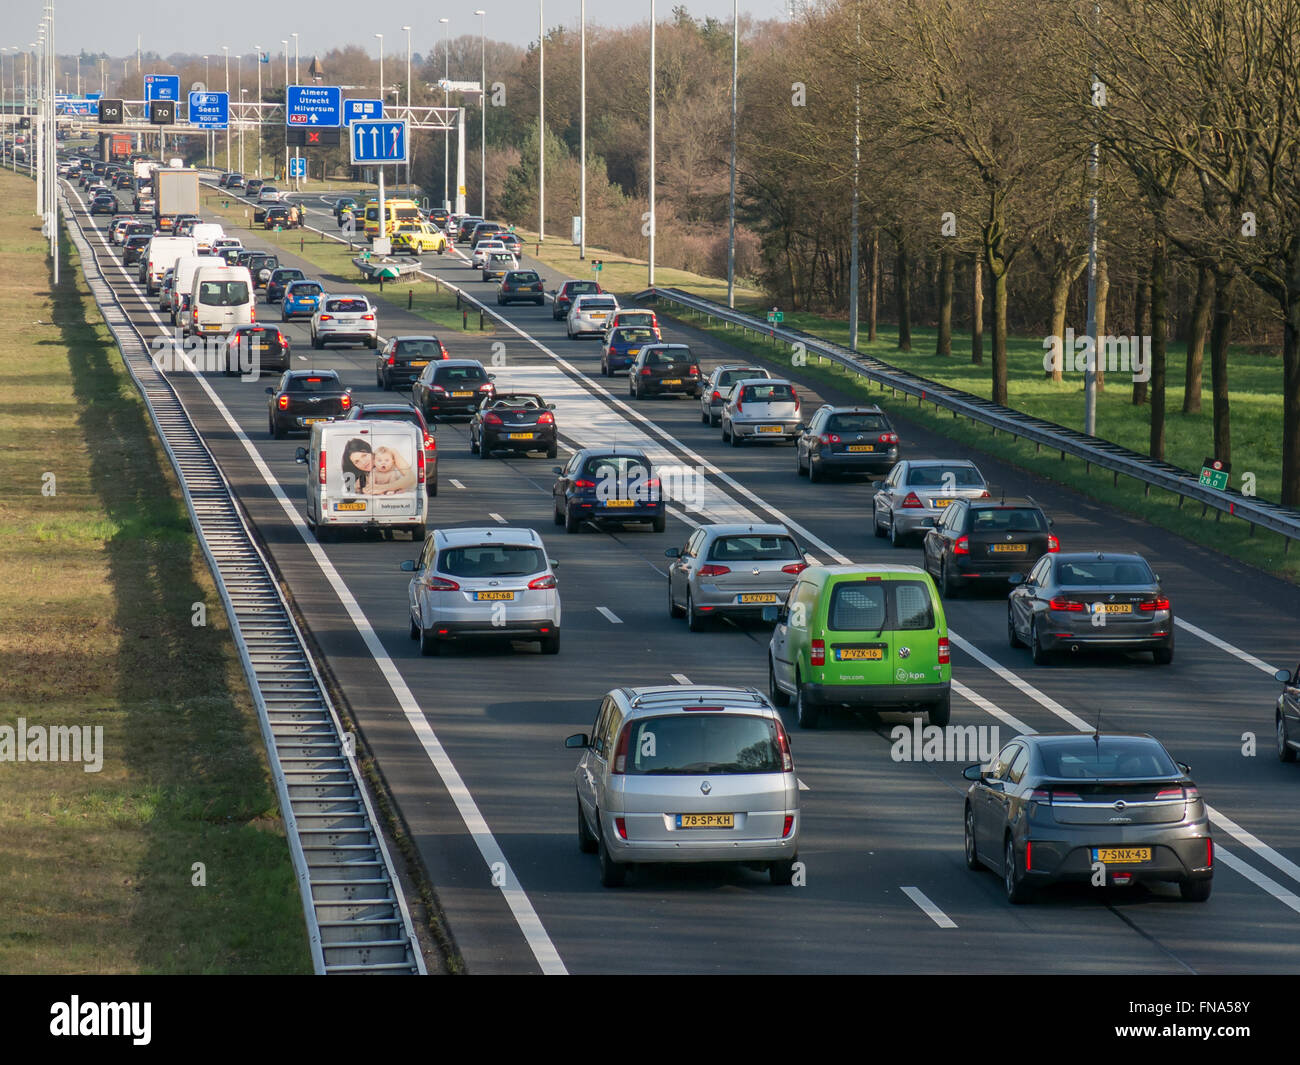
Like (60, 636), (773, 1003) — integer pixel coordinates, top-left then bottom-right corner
(186, 264), (255, 337)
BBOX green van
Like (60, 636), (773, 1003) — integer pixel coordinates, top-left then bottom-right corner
(767, 564), (951, 729)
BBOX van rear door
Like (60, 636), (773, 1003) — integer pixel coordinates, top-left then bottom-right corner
(321, 422), (422, 524)
(821, 577), (896, 690)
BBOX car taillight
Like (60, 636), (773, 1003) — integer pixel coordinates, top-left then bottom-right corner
(422, 575), (460, 591)
(416, 448), (426, 485)
(387, 355), (395, 366)
(614, 817), (628, 840)
(1184, 785), (1200, 801)
(819, 433), (841, 445)
(782, 562), (808, 575)
(711, 389), (721, 401)
(573, 479), (596, 489)
(318, 450), (327, 485)
(953, 536), (970, 555)
(484, 412), (503, 425)
(478, 383), (493, 391)
(735, 398), (743, 412)
(423, 434), (435, 450)
(1154, 787), (1185, 801)
(688, 365), (699, 376)
(640, 367), (652, 376)
(1047, 534), (1060, 552)
(340, 394), (351, 411)
(1206, 838), (1213, 867)
(527, 574), (557, 590)
(1025, 841), (1032, 872)
(938, 636), (950, 665)
(249, 307), (256, 323)
(439, 344), (448, 357)
(1053, 791), (1081, 803)
(793, 390), (800, 411)
(431, 384), (446, 393)
(610, 723), (632, 774)
(698, 564), (731, 577)
(901, 492), (923, 508)
(362, 313), (375, 320)
(1139, 597), (1170, 611)
(319, 314), (332, 321)
(275, 331), (286, 346)
(878, 432), (899, 444)
(277, 394), (289, 410)
(774, 721), (794, 773)
(1048, 597), (1084, 612)
(811, 639), (825, 667)
(538, 411), (555, 424)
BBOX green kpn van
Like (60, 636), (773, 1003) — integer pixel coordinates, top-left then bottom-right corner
(767, 564), (951, 729)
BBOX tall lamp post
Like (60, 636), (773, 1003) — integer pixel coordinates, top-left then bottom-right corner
(439, 17), (450, 211)
(402, 25), (411, 195)
(579, 0), (585, 260)
(222, 45), (230, 169)
(476, 10), (486, 219)
(727, 0), (737, 308)
(254, 45), (263, 180)
(538, 1), (544, 241)
(281, 41), (288, 181)
(648, 0), (655, 287)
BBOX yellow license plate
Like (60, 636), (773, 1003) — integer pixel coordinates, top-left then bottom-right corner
(992, 543), (1028, 553)
(1095, 847), (1151, 864)
(301, 418), (325, 425)
(758, 425), (784, 433)
(591, 313), (606, 320)
(603, 499), (635, 508)
(739, 593), (779, 604)
(452, 391), (474, 398)
(847, 445), (875, 452)
(628, 348), (640, 356)
(1098, 603), (1132, 613)
(334, 501), (366, 511)
(410, 360), (429, 367)
(474, 591), (515, 601)
(677, 813), (734, 829)
(934, 498), (953, 507)
(838, 647), (884, 661)
(508, 432), (534, 440)
(659, 378), (682, 386)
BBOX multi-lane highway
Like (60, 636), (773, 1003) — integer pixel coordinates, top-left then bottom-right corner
(61, 170), (1300, 975)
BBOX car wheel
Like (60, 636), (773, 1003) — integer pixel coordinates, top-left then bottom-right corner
(1031, 620), (1053, 666)
(964, 806), (983, 871)
(553, 502), (564, 526)
(941, 559), (959, 598)
(808, 457), (823, 483)
(382, 373), (392, 392)
(1008, 607), (1025, 648)
(928, 689), (951, 727)
(769, 857), (798, 886)
(419, 625), (442, 657)
(668, 579), (686, 619)
(281, 311), (288, 322)
(730, 426), (743, 447)
(873, 503), (888, 538)
(710, 412), (720, 427)
(889, 517), (905, 548)
(768, 656), (790, 707)
(721, 421), (731, 443)
(479, 438), (492, 459)
(469, 433), (479, 455)
(427, 479), (438, 497)
(409, 615), (419, 640)
(577, 797), (598, 854)
(271, 418), (284, 440)
(795, 677), (821, 730)
(565, 506), (581, 534)
(1180, 877), (1212, 902)
(686, 589), (706, 632)
(540, 631), (561, 655)
(796, 447), (807, 477)
(546, 443), (558, 460)
(1152, 644), (1174, 665)
(1004, 837), (1033, 903)
(603, 361), (610, 377)
(312, 333), (322, 350)
(1279, 715), (1298, 763)
(651, 511), (666, 533)
(701, 407), (709, 425)
(597, 821), (626, 888)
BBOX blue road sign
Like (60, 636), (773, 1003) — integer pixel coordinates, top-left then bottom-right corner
(55, 99), (97, 116)
(286, 85), (341, 127)
(144, 74), (181, 101)
(350, 119), (408, 164)
(86, 91), (102, 101)
(188, 91), (229, 130)
(344, 98), (384, 124)
(289, 156), (306, 178)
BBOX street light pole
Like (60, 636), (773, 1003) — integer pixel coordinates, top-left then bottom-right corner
(579, 0), (585, 261)
(538, 0), (544, 241)
(648, 0), (655, 287)
(440, 17), (450, 211)
(1083, 0), (1101, 437)
(292, 32), (299, 84)
(255, 46), (263, 181)
(222, 46), (230, 170)
(476, 10), (486, 219)
(281, 41), (288, 182)
(402, 26), (411, 196)
(727, 0), (737, 308)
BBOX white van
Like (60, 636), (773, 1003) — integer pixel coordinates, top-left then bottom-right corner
(190, 223), (225, 255)
(295, 420), (428, 541)
(139, 235), (198, 295)
(170, 254), (222, 324)
(186, 264), (255, 337)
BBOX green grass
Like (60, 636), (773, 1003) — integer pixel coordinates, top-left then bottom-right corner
(0, 166), (312, 973)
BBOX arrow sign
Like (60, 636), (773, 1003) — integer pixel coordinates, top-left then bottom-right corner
(350, 119), (407, 165)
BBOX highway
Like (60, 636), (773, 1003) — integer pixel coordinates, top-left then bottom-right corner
(62, 172), (1300, 975)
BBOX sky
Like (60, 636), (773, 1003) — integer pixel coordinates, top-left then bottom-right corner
(12, 0), (793, 59)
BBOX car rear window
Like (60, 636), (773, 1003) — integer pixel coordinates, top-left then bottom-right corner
(489, 253), (514, 262)
(826, 413), (888, 433)
(906, 465), (984, 487)
(580, 298), (617, 311)
(1054, 559), (1154, 585)
(970, 507), (1047, 533)
(287, 375), (340, 392)
(394, 340), (441, 357)
(624, 714), (782, 775)
(567, 282), (598, 295)
(437, 544), (546, 578)
(707, 535), (801, 562)
(827, 580), (934, 632)
(273, 270), (304, 281)
(434, 365), (487, 383)
(1036, 737), (1178, 779)
(289, 283), (322, 297)
(359, 410), (420, 426)
(198, 280), (250, 306)
(718, 368), (767, 387)
(581, 455), (650, 482)
(613, 328), (655, 343)
(741, 382), (795, 402)
(507, 272), (540, 283)
(326, 299), (369, 313)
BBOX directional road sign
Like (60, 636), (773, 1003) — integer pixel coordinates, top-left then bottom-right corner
(144, 74), (181, 101)
(1199, 457), (1231, 492)
(350, 119), (408, 165)
(286, 85), (342, 127)
(188, 91), (229, 130)
(55, 99), (97, 116)
(344, 98), (384, 124)
(289, 156), (306, 178)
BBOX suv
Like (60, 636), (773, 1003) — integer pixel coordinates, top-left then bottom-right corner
(921, 497), (1058, 598)
(402, 526), (560, 656)
(795, 404), (900, 481)
(564, 685), (800, 887)
(628, 342), (700, 399)
(768, 564), (952, 728)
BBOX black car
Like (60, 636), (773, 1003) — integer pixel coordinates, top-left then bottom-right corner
(411, 359), (496, 419)
(470, 392), (558, 459)
(266, 370), (352, 438)
(551, 279), (601, 320)
(377, 335), (448, 391)
(263, 205), (297, 229)
(963, 732), (1213, 903)
(217, 172), (232, 187)
(124, 221), (153, 242)
(245, 254), (280, 289)
(923, 497), (1057, 598)
(456, 216), (483, 243)
(795, 404), (900, 481)
(428, 207), (451, 230)
(628, 343), (701, 400)
(345, 402), (438, 496)
(1277, 663), (1300, 763)
(116, 172), (133, 189)
(498, 269), (545, 306)
(226, 325), (292, 377)
(264, 268), (306, 304)
(1008, 551), (1173, 665)
(227, 173), (244, 190)
(551, 447), (665, 534)
(89, 192), (118, 215)
(121, 234), (151, 266)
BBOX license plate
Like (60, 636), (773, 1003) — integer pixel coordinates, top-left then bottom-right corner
(1095, 603), (1132, 613)
(1094, 847), (1151, 864)
(837, 648), (884, 661)
(508, 432), (534, 440)
(758, 425), (784, 434)
(847, 445), (875, 452)
(934, 498), (953, 508)
(452, 391), (474, 398)
(676, 813), (734, 829)
(628, 348), (640, 356)
(603, 499), (635, 508)
(991, 544), (1028, 553)
(474, 591), (515, 601)
(659, 378), (681, 386)
(739, 593), (779, 604)
(301, 417), (325, 425)
(334, 501), (366, 511)
(591, 313), (606, 320)
(409, 360), (429, 367)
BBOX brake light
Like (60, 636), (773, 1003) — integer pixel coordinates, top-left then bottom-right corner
(782, 562), (809, 575)
(819, 433), (841, 445)
(318, 450), (327, 485)
(793, 389), (800, 412)
(387, 355), (395, 366)
(640, 367), (652, 376)
(439, 343), (448, 357)
(1139, 597), (1170, 611)
(878, 432), (899, 444)
(774, 721), (794, 773)
(980, 490), (991, 498)
(1048, 597), (1084, 612)
(249, 306), (256, 324)
(276, 331), (286, 346)
(421, 575), (460, 591)
(527, 574), (557, 590)
(1206, 838), (1214, 868)
(611, 723), (632, 774)
(1047, 534), (1060, 552)
(423, 433), (435, 451)
(953, 536), (970, 555)
(811, 639), (825, 667)
(711, 389), (721, 401)
(901, 492), (923, 508)
(277, 394), (289, 410)
(362, 313), (375, 320)
(698, 564), (731, 577)
(1053, 791), (1081, 803)
(1154, 787), (1185, 801)
(484, 412), (503, 425)
(614, 817), (628, 840)
(537, 411), (555, 424)
(938, 636), (950, 665)
(688, 365), (699, 376)
(735, 397), (743, 412)
(319, 314), (332, 321)
(431, 384), (447, 393)
(478, 383), (493, 391)
(1029, 788), (1051, 802)
(339, 394), (351, 411)
(1184, 784), (1200, 801)
(573, 479), (596, 489)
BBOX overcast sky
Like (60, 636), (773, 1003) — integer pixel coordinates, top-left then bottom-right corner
(15, 0), (792, 59)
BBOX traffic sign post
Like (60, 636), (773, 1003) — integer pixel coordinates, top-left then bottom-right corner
(1199, 458), (1231, 492)
(348, 119), (409, 257)
(188, 91), (229, 130)
(343, 99), (384, 125)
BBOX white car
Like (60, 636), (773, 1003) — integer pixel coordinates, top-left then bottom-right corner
(257, 186), (283, 203)
(471, 239), (507, 270)
(310, 293), (379, 350)
(402, 526), (561, 656)
(567, 294), (621, 339)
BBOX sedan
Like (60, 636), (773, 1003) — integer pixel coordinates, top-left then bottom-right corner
(720, 378), (801, 445)
(1008, 551), (1173, 665)
(567, 294), (620, 338)
(344, 401), (438, 496)
(498, 269), (545, 306)
(795, 404), (900, 481)
(470, 392), (558, 459)
(601, 327), (658, 376)
(552, 448), (665, 534)
(377, 334), (449, 391)
(628, 342), (701, 399)
(89, 192), (118, 215)
(963, 732), (1213, 903)
(665, 523), (808, 631)
(411, 359), (496, 419)
(922, 497), (1058, 598)
(872, 459), (991, 546)
(108, 218), (132, 244)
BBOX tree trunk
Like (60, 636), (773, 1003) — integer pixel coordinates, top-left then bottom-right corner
(971, 253), (984, 365)
(1280, 237), (1300, 507)
(896, 237), (912, 352)
(1149, 234), (1168, 460)
(867, 229), (879, 343)
(983, 207), (1009, 405)
(1046, 256), (1087, 382)
(937, 246), (953, 355)
(1183, 263), (1213, 414)
(1132, 279), (1151, 405)
(1095, 257), (1109, 392)
(1209, 269), (1235, 464)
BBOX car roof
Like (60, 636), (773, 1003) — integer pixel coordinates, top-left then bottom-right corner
(391, 334), (440, 342)
(698, 523), (793, 538)
(904, 458), (979, 468)
(616, 685), (774, 717)
(805, 564), (931, 581)
(435, 359), (486, 368)
(1052, 551), (1146, 563)
(574, 446), (649, 460)
(821, 403), (886, 414)
(966, 497), (1041, 509)
(433, 526), (543, 548)
(286, 368), (340, 379)
(355, 402), (419, 413)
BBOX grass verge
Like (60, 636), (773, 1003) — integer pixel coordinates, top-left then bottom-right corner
(0, 167), (312, 973)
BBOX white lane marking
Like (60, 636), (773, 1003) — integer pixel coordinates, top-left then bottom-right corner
(488, 512), (507, 524)
(450, 478), (467, 489)
(1206, 807), (1300, 889)
(797, 779), (810, 791)
(1214, 846), (1300, 915)
(596, 606), (623, 625)
(901, 886), (957, 928)
(1175, 617), (1280, 676)
(948, 634), (1093, 732)
(670, 673), (691, 684)
(72, 190), (568, 975)
(952, 680), (1034, 737)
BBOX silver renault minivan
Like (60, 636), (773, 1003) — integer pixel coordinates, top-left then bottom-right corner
(565, 686), (801, 887)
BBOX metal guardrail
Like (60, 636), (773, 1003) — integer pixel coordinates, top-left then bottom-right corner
(639, 286), (1300, 548)
(61, 185), (426, 975)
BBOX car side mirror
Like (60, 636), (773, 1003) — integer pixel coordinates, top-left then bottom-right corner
(1275, 669), (1292, 684)
(962, 764), (982, 781)
(294, 447), (308, 463)
(488, 374), (496, 381)
(547, 403), (556, 410)
(564, 733), (590, 749)
(870, 480), (884, 491)
(664, 548), (680, 558)
(1177, 761), (1192, 775)
(1008, 573), (1025, 585)
(1048, 517), (1055, 526)
(265, 387), (274, 394)
(552, 466), (563, 475)
(399, 560), (417, 572)
(920, 517), (937, 528)
(549, 559), (559, 569)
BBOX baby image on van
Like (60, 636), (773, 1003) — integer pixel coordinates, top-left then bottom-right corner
(369, 445), (417, 495)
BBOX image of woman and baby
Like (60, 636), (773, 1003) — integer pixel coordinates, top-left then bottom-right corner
(340, 437), (417, 495)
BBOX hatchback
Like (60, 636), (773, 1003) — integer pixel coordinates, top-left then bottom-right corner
(922, 497), (1058, 597)
(628, 343), (701, 399)
(552, 447), (666, 533)
(795, 405), (900, 481)
(482, 251), (519, 282)
(872, 459), (991, 546)
(225, 324), (291, 377)
(565, 685), (800, 887)
(498, 269), (545, 306)
(280, 279), (322, 321)
(265, 268), (306, 304)
(601, 326), (658, 376)
(377, 335), (449, 390)
(666, 523), (808, 630)
(551, 279), (602, 321)
(568, 294), (620, 338)
(411, 359), (496, 418)
(721, 378), (801, 445)
(700, 365), (771, 426)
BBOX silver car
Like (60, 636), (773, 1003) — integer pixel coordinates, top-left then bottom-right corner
(311, 294), (379, 350)
(720, 378), (802, 445)
(567, 293), (621, 338)
(565, 685), (801, 887)
(700, 364), (771, 426)
(872, 459), (990, 546)
(665, 523), (808, 630)
(402, 526), (561, 656)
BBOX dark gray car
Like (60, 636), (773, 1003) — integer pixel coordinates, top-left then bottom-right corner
(1275, 662), (1300, 763)
(1007, 551), (1173, 665)
(963, 732), (1213, 903)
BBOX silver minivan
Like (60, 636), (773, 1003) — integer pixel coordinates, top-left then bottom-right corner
(665, 522), (808, 630)
(565, 686), (801, 887)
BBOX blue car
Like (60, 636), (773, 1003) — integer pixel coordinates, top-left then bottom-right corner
(601, 326), (658, 377)
(281, 280), (323, 322)
(551, 447), (666, 534)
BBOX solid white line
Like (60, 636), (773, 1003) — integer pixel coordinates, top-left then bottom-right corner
(901, 886), (957, 928)
(450, 478), (466, 489)
(596, 606), (623, 625)
(670, 673), (691, 684)
(1213, 846), (1300, 915)
(951, 680), (1034, 737)
(488, 512), (507, 524)
(1175, 617), (1280, 676)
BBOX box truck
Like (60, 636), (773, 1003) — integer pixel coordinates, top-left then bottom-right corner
(153, 169), (200, 233)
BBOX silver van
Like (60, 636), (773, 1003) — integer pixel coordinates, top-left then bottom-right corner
(565, 686), (801, 887)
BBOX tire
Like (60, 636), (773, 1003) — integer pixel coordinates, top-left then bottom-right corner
(1153, 644), (1174, 665)
(409, 615), (420, 641)
(553, 503), (564, 527)
(701, 408), (710, 425)
(889, 518), (905, 548)
(565, 506), (581, 534)
(419, 626), (441, 657)
(427, 479), (438, 497)
(281, 310), (288, 322)
(478, 437), (492, 458)
(710, 412), (720, 427)
(411, 524), (426, 542)
(598, 824), (626, 887)
(469, 433), (480, 455)
(577, 798), (598, 854)
(769, 657), (790, 707)
(367, 336), (378, 350)
(546, 444), (558, 460)
(873, 504), (887, 537)
(1008, 607), (1025, 648)
(540, 631), (561, 655)
(1278, 716), (1297, 762)
(381, 374), (392, 392)
(941, 559), (959, 598)
(808, 457), (823, 483)
(271, 418), (284, 440)
(1004, 837), (1033, 903)
(964, 805), (983, 871)
(769, 857), (798, 886)
(730, 426), (743, 448)
(686, 589), (706, 632)
(311, 333), (322, 350)
(797, 448), (808, 477)
(795, 678), (821, 730)
(1031, 620), (1053, 666)
(928, 689), (952, 727)
(721, 422), (731, 443)
(668, 580), (685, 619)
(652, 511), (666, 533)
(1180, 877), (1212, 902)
